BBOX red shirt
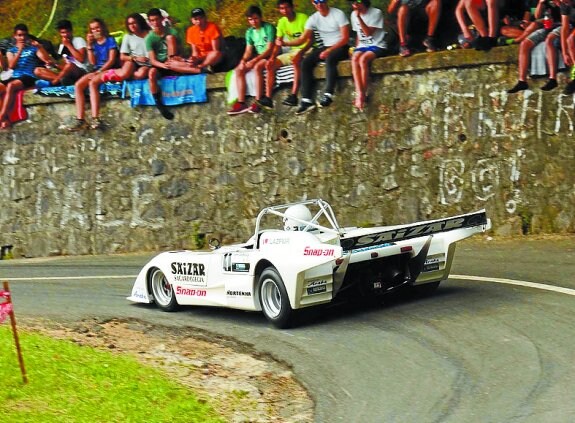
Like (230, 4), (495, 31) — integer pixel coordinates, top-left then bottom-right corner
(186, 22), (222, 58)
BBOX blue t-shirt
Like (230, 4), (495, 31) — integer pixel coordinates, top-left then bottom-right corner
(9, 44), (38, 78)
(93, 36), (118, 70)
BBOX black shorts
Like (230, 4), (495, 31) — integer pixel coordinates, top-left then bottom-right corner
(2, 75), (36, 88)
(157, 68), (180, 78)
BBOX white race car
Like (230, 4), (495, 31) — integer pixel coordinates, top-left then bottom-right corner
(128, 199), (490, 328)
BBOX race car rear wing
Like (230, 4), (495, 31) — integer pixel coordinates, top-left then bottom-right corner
(340, 210), (489, 252)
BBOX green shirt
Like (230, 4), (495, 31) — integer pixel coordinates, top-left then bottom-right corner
(245, 22), (276, 55)
(277, 12), (308, 51)
(145, 27), (179, 63)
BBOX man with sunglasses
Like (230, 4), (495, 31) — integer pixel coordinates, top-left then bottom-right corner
(293, 0), (350, 114)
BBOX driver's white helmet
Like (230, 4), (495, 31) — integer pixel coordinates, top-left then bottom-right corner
(283, 204), (312, 231)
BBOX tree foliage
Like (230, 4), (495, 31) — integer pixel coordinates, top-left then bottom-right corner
(0, 0), (389, 43)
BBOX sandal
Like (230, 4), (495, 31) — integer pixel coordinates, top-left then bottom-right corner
(0, 120), (11, 130)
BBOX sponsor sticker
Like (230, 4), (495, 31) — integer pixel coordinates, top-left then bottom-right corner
(303, 247), (335, 257)
(423, 263), (440, 272)
(306, 279), (327, 288)
(232, 263), (250, 272)
(351, 243), (394, 253)
(171, 262), (207, 286)
(307, 285), (327, 295)
(131, 290), (148, 300)
(423, 255), (444, 272)
(424, 257), (441, 265)
(343, 212), (487, 250)
(263, 237), (290, 245)
(226, 290), (252, 297)
(176, 287), (207, 297)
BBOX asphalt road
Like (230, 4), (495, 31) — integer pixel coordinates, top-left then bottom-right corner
(1, 237), (575, 422)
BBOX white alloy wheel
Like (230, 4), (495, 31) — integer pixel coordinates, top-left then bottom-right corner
(259, 268), (294, 328)
(149, 267), (179, 312)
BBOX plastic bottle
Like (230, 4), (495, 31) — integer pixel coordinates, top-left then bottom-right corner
(543, 11), (552, 30)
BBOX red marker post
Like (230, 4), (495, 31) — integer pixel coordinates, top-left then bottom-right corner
(1, 281), (28, 384)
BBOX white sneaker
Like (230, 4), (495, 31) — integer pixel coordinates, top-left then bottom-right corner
(1, 69), (13, 81)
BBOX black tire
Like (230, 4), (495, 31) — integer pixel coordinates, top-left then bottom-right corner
(259, 267), (294, 329)
(149, 267), (179, 312)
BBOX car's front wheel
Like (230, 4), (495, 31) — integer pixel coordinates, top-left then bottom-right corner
(149, 267), (179, 312)
(259, 267), (294, 329)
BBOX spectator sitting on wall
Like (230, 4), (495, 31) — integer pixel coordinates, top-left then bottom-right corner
(455, 0), (499, 50)
(227, 5), (276, 115)
(67, 18), (119, 131)
(146, 8), (201, 120)
(256, 0), (310, 110)
(34, 20), (88, 87)
(0, 38), (12, 79)
(291, 0), (350, 115)
(99, 13), (151, 83)
(507, 0), (562, 93)
(388, 0), (441, 56)
(560, 0), (575, 94)
(185, 8), (224, 73)
(498, 0), (538, 42)
(350, 0), (388, 112)
(0, 23), (52, 130)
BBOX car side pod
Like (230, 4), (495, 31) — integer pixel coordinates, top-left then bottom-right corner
(407, 235), (433, 282)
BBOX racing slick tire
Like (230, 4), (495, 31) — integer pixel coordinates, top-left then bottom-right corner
(149, 267), (180, 312)
(259, 267), (295, 329)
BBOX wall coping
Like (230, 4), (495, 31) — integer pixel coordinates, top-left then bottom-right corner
(23, 46), (518, 107)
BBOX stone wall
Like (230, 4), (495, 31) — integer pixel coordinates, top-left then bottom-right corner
(1, 46), (574, 257)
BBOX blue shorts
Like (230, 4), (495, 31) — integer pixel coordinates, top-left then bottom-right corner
(353, 46), (387, 57)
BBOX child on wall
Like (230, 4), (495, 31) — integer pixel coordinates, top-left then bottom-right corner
(227, 5), (276, 115)
(0, 23), (52, 130)
(350, 0), (388, 111)
(67, 18), (119, 131)
(34, 20), (88, 87)
(257, 0), (310, 110)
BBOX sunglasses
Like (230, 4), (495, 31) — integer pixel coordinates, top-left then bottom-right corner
(313, 0), (327, 4)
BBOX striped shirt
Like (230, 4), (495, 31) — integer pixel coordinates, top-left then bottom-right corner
(9, 44), (38, 78)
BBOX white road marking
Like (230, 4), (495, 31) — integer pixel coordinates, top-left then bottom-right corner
(0, 275), (137, 281)
(451, 274), (575, 296)
(3, 274), (575, 298)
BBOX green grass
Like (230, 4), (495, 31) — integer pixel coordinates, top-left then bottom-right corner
(0, 326), (224, 423)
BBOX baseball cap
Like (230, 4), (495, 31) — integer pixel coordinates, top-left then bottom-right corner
(191, 8), (206, 17)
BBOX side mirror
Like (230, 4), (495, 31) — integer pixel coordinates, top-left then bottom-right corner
(208, 238), (221, 250)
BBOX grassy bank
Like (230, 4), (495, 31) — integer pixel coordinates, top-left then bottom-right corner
(0, 326), (223, 422)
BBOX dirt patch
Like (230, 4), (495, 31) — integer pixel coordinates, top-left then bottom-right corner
(21, 318), (314, 423)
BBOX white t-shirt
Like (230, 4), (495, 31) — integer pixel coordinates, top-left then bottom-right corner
(120, 33), (149, 58)
(57, 36), (87, 56)
(351, 7), (386, 49)
(305, 7), (349, 47)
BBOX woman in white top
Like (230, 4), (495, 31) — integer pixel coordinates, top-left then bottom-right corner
(350, 0), (387, 111)
(101, 13), (151, 83)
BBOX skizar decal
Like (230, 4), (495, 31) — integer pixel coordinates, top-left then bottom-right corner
(171, 262), (207, 286)
(340, 211), (488, 251)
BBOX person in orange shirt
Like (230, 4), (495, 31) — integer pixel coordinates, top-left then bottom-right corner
(185, 8), (224, 72)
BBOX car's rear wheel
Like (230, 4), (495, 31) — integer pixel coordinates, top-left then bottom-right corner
(259, 268), (294, 329)
(149, 267), (179, 312)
